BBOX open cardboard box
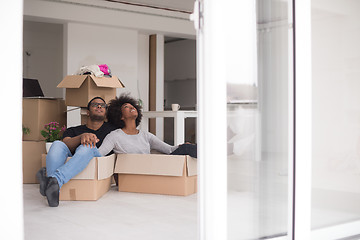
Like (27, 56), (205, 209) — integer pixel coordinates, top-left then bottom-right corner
(60, 154), (116, 201)
(57, 75), (125, 107)
(115, 154), (197, 196)
(42, 154), (116, 201)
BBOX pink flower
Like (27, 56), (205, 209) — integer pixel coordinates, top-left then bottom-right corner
(41, 121), (67, 142)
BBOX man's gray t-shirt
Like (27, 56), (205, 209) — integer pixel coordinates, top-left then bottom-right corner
(98, 129), (178, 156)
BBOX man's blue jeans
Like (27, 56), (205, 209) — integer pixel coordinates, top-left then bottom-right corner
(46, 141), (101, 189)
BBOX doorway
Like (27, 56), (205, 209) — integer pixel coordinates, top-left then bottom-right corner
(164, 37), (197, 145)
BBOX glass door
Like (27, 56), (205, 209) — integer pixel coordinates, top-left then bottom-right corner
(195, 0), (294, 239)
(197, 0), (360, 238)
(311, 0), (360, 238)
(227, 0), (292, 239)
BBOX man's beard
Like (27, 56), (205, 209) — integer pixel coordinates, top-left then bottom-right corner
(89, 113), (105, 122)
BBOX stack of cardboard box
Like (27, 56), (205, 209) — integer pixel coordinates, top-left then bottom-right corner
(22, 98), (67, 183)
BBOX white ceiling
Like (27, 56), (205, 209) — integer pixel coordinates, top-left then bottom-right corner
(105, 0), (195, 13)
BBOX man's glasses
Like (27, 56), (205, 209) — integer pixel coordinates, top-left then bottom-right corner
(91, 102), (107, 108)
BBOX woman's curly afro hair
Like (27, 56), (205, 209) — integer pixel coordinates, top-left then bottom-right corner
(107, 93), (143, 129)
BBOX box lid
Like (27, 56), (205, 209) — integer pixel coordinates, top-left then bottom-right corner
(114, 154), (197, 177)
(57, 75), (125, 89)
(97, 154), (116, 179)
(69, 154), (116, 180)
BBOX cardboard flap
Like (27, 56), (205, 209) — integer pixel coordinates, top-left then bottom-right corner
(115, 154), (185, 176)
(186, 156), (198, 176)
(70, 157), (96, 179)
(90, 76), (125, 88)
(66, 154), (115, 180)
(57, 75), (88, 88)
(97, 154), (116, 180)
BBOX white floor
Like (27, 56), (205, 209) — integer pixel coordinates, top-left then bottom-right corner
(24, 162), (360, 240)
(23, 184), (198, 240)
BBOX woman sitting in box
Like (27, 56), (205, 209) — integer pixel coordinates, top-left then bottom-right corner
(98, 94), (197, 158)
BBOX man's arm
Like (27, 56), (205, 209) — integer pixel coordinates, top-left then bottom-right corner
(63, 133), (99, 153)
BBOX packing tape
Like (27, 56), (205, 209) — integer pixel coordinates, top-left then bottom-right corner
(70, 188), (76, 200)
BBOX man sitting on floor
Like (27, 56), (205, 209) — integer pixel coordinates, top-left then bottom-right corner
(36, 96), (117, 207)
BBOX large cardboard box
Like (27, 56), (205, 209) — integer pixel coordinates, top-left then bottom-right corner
(23, 141), (46, 183)
(22, 98), (66, 141)
(57, 75), (125, 107)
(114, 154), (197, 196)
(59, 154), (116, 201)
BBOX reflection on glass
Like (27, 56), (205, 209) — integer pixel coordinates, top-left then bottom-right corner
(311, 0), (360, 230)
(227, 0), (291, 239)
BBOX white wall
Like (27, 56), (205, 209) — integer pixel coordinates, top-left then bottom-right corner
(65, 22), (142, 100)
(23, 21), (63, 98)
(312, 4), (360, 193)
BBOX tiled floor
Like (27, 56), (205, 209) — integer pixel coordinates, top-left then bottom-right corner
(23, 184), (197, 240)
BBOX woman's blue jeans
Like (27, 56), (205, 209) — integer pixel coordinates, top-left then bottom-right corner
(46, 141), (101, 189)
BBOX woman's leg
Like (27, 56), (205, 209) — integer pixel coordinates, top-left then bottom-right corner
(171, 144), (197, 158)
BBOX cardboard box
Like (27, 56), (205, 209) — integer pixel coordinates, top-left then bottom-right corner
(22, 98), (66, 141)
(57, 75), (125, 107)
(42, 153), (116, 185)
(59, 154), (116, 201)
(23, 141), (46, 183)
(114, 154), (197, 196)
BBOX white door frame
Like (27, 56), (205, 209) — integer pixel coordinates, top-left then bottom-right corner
(0, 0), (24, 240)
(196, 0), (228, 239)
(293, 0), (312, 239)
